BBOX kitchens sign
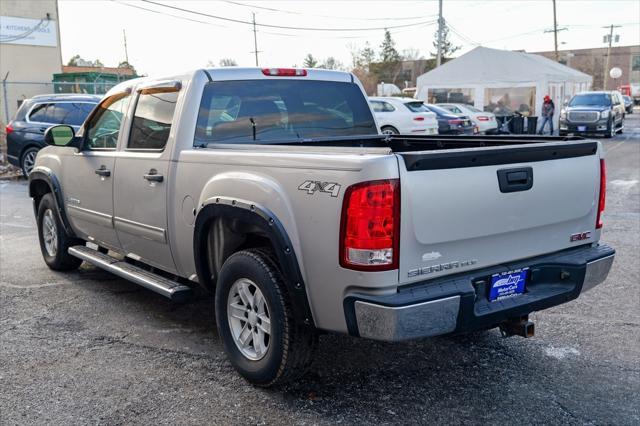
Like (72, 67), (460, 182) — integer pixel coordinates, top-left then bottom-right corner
(0, 16), (58, 47)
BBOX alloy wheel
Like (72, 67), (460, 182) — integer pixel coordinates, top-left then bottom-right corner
(227, 278), (271, 360)
(42, 209), (58, 257)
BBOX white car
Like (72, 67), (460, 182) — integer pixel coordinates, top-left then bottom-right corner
(369, 97), (438, 135)
(437, 103), (498, 134)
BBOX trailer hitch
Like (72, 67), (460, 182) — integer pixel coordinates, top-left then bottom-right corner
(499, 315), (535, 338)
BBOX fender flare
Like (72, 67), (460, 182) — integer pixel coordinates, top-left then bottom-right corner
(28, 167), (76, 237)
(193, 198), (314, 327)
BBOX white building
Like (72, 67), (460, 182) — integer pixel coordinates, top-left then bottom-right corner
(0, 0), (63, 123)
(416, 46), (592, 122)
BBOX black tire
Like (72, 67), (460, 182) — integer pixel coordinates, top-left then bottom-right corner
(37, 193), (84, 271)
(20, 146), (39, 177)
(215, 249), (317, 387)
(381, 126), (399, 135)
(604, 120), (615, 138)
(559, 132), (566, 137)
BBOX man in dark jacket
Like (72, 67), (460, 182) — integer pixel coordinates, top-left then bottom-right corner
(538, 95), (555, 135)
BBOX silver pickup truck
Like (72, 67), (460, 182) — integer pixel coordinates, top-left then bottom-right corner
(29, 67), (614, 386)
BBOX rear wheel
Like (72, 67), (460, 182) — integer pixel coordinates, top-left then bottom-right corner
(21, 147), (39, 177)
(37, 193), (84, 270)
(381, 126), (399, 136)
(215, 249), (317, 387)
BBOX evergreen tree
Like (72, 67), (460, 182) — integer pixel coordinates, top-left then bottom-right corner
(303, 54), (318, 68)
(431, 22), (460, 60)
(379, 29), (401, 63)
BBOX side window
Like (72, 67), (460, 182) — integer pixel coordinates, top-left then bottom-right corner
(370, 101), (383, 113)
(50, 102), (96, 126)
(28, 103), (54, 123)
(85, 94), (130, 150)
(128, 90), (179, 150)
(452, 107), (462, 113)
(382, 102), (395, 112)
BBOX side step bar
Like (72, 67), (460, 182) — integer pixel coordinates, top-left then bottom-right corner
(68, 245), (192, 302)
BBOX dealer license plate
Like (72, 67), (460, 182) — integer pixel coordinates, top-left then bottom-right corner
(489, 268), (528, 302)
(578, 126), (587, 132)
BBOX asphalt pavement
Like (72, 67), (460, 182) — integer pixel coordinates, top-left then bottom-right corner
(1, 116), (639, 425)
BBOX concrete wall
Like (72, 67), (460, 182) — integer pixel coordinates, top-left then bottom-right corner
(0, 0), (63, 124)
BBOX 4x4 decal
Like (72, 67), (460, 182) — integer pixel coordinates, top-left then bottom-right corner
(298, 180), (341, 197)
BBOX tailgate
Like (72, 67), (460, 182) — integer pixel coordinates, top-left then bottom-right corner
(396, 141), (601, 284)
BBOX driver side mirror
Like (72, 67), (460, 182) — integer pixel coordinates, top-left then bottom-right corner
(43, 125), (82, 149)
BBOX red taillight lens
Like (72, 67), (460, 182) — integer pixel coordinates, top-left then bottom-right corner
(413, 116), (425, 121)
(477, 116), (490, 121)
(261, 68), (307, 77)
(596, 159), (606, 229)
(448, 119), (463, 125)
(340, 179), (400, 271)
(5, 123), (13, 135)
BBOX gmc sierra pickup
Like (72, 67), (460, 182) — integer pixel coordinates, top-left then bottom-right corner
(29, 67), (614, 387)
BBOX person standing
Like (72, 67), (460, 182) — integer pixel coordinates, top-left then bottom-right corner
(538, 95), (555, 135)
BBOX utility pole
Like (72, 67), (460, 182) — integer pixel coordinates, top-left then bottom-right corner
(123, 29), (129, 64)
(251, 12), (259, 66)
(602, 24), (621, 90)
(543, 0), (567, 62)
(436, 0), (443, 67)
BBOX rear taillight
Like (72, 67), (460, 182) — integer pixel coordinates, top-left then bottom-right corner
(596, 159), (606, 229)
(261, 68), (307, 77)
(5, 123), (13, 135)
(340, 179), (400, 271)
(448, 119), (463, 125)
(477, 116), (490, 121)
(413, 116), (425, 121)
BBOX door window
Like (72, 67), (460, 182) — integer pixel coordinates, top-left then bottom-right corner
(85, 94), (130, 150)
(128, 90), (179, 150)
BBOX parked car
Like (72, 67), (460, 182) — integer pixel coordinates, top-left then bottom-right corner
(369, 97), (438, 135)
(30, 67), (613, 386)
(622, 95), (633, 114)
(559, 91), (625, 138)
(437, 103), (498, 134)
(423, 104), (476, 135)
(6, 94), (100, 176)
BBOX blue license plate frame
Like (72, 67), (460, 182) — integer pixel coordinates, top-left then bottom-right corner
(577, 125), (587, 132)
(489, 268), (528, 302)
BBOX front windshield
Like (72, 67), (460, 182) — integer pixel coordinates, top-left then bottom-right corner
(569, 94), (611, 107)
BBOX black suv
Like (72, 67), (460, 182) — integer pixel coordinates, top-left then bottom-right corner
(6, 94), (100, 176)
(559, 91), (625, 138)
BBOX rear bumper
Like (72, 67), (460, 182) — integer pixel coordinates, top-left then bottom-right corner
(344, 244), (614, 342)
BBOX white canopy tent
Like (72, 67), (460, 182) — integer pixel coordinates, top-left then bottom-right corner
(416, 47), (592, 123)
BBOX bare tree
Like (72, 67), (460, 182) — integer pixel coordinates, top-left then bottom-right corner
(219, 58), (238, 67)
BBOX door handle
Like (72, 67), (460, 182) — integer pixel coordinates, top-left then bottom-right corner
(95, 166), (111, 177)
(143, 169), (164, 183)
(497, 167), (533, 193)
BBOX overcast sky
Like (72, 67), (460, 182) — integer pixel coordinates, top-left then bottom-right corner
(57, 0), (640, 76)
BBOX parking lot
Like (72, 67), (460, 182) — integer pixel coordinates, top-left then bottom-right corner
(1, 117), (638, 424)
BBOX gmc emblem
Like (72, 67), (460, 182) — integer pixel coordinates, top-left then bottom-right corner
(570, 231), (591, 242)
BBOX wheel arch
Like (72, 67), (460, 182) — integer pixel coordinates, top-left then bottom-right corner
(193, 198), (315, 327)
(28, 167), (76, 237)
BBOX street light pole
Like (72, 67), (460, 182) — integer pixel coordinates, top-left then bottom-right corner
(252, 12), (259, 66)
(436, 0), (443, 67)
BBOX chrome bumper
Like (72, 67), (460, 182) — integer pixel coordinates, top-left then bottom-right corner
(354, 296), (460, 341)
(582, 253), (615, 293)
(352, 248), (615, 342)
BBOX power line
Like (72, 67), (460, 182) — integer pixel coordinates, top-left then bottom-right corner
(141, 0), (437, 32)
(221, 0), (437, 22)
(113, 0), (228, 28)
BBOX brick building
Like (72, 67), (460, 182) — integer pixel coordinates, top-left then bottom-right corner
(532, 45), (640, 91)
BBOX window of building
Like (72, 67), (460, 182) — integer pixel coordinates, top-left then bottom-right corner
(128, 90), (179, 150)
(85, 94), (130, 150)
(632, 55), (640, 71)
(426, 88), (475, 105)
(484, 87), (536, 116)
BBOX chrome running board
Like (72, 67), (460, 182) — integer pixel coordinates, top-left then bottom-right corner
(68, 245), (192, 302)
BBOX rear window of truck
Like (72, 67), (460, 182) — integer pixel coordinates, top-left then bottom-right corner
(194, 80), (377, 145)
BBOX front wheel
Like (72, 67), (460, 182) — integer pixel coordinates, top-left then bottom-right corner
(215, 249), (317, 387)
(604, 120), (615, 138)
(37, 193), (84, 270)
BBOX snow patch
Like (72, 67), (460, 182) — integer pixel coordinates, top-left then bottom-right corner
(544, 346), (580, 360)
(610, 179), (638, 190)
